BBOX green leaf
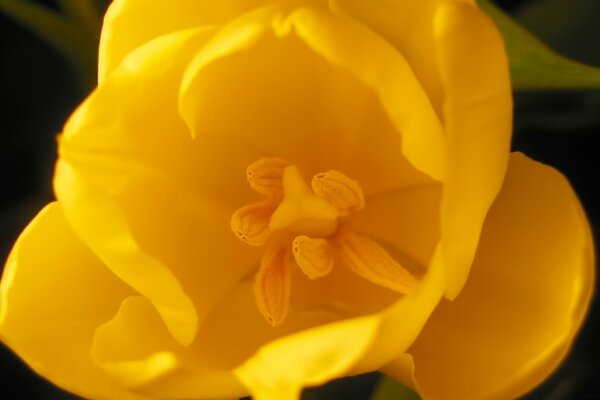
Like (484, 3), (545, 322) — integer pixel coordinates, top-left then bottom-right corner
(371, 377), (420, 400)
(0, 0), (98, 92)
(477, 0), (600, 90)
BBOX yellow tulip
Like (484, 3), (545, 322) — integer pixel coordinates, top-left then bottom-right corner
(0, 1), (594, 399)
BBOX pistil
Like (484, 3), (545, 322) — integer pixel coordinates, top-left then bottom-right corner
(231, 157), (420, 326)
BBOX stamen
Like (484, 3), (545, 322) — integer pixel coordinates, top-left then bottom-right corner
(254, 240), (292, 327)
(269, 166), (339, 237)
(337, 230), (418, 294)
(230, 202), (276, 246)
(246, 157), (290, 198)
(292, 236), (334, 279)
(312, 170), (365, 215)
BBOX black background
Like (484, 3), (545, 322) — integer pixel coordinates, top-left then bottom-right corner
(1, 0), (599, 398)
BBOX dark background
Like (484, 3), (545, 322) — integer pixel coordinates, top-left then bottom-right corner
(1, 0), (599, 398)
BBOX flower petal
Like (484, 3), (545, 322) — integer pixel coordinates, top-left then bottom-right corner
(58, 27), (264, 346)
(349, 183), (442, 271)
(141, 280), (346, 399)
(99, 0), (327, 81)
(55, 158), (198, 346)
(228, 248), (447, 398)
(393, 153), (595, 399)
(179, 6), (444, 194)
(91, 296), (180, 387)
(292, 7), (446, 181)
(55, 30), (206, 342)
(329, 0), (444, 114)
(348, 254), (446, 374)
(99, 0), (216, 81)
(0, 203), (140, 400)
(433, 0), (512, 299)
(235, 313), (381, 400)
(90, 294), (246, 399)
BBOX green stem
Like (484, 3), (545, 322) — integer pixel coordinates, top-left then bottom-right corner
(370, 377), (420, 400)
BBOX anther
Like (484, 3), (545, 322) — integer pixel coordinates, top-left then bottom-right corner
(254, 240), (292, 327)
(312, 170), (365, 215)
(246, 157), (290, 198)
(230, 202), (276, 246)
(337, 230), (418, 294)
(292, 236), (334, 279)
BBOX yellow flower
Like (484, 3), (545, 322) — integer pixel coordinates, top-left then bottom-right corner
(0, 0), (594, 399)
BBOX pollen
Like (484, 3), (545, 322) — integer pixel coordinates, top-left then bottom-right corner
(232, 158), (421, 326)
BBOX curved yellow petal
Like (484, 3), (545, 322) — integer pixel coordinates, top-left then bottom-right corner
(55, 157), (198, 346)
(349, 0), (511, 377)
(235, 313), (381, 400)
(99, 0), (327, 81)
(395, 153), (594, 399)
(349, 253), (446, 374)
(291, 7), (446, 182)
(92, 296), (248, 399)
(147, 280), (351, 399)
(230, 265), (444, 398)
(99, 0), (216, 81)
(101, 298), (250, 399)
(433, 0), (512, 299)
(0, 203), (141, 400)
(59, 28), (254, 346)
(329, 0), (444, 115)
(91, 296), (180, 387)
(228, 249), (447, 398)
(179, 6), (444, 193)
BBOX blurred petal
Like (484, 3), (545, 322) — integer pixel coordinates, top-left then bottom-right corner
(395, 153), (595, 399)
(379, 353), (416, 390)
(0, 203), (139, 399)
(99, 0), (327, 81)
(433, 0), (512, 298)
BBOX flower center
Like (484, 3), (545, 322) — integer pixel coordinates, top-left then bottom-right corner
(231, 158), (419, 326)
